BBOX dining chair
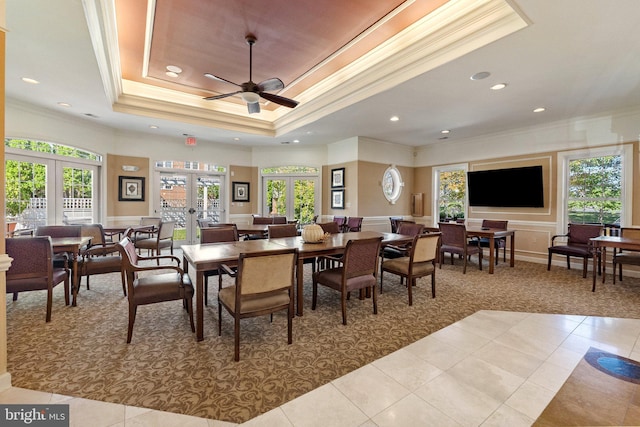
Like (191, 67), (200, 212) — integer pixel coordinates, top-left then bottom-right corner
(473, 219), (508, 265)
(252, 215), (274, 225)
(612, 227), (640, 284)
(316, 221), (343, 270)
(548, 223), (603, 278)
(218, 248), (297, 361)
(438, 222), (483, 273)
(332, 216), (346, 231)
(200, 225), (240, 305)
(268, 224), (316, 274)
(34, 225), (83, 269)
(6, 236), (70, 322)
(380, 233), (440, 305)
(79, 224), (126, 295)
(131, 216), (161, 242)
(381, 222), (425, 260)
(134, 220), (176, 261)
(272, 216), (287, 224)
(312, 237), (383, 325)
(389, 216), (404, 233)
(117, 236), (195, 343)
(343, 217), (363, 232)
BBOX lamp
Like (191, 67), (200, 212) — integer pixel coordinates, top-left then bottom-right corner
(240, 92), (260, 104)
(121, 165), (139, 172)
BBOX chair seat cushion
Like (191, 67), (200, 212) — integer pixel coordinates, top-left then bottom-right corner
(133, 273), (192, 305)
(382, 258), (435, 277)
(382, 246), (408, 259)
(614, 252), (640, 265)
(476, 237), (506, 248)
(219, 286), (289, 314)
(7, 269), (68, 294)
(314, 268), (377, 292)
(549, 244), (592, 257)
(440, 244), (480, 255)
(82, 255), (122, 275)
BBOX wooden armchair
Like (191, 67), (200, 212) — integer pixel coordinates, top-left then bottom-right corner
(438, 222), (482, 274)
(218, 248), (297, 361)
(6, 236), (70, 322)
(548, 223), (603, 278)
(312, 237), (382, 325)
(473, 219), (508, 265)
(117, 236), (194, 343)
(200, 225), (240, 305)
(343, 217), (363, 232)
(612, 227), (640, 283)
(80, 224), (125, 295)
(134, 220), (176, 260)
(382, 222), (425, 260)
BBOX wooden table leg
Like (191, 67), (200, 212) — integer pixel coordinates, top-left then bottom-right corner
(509, 234), (515, 267)
(488, 237), (495, 274)
(601, 247), (607, 284)
(592, 246), (598, 292)
(71, 253), (79, 306)
(296, 257), (304, 316)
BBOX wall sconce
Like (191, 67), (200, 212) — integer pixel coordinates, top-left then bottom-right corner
(121, 165), (139, 172)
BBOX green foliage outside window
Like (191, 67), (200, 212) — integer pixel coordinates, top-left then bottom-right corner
(568, 155), (621, 224)
(438, 170), (466, 221)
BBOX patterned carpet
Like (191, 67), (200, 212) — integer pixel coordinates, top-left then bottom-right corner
(7, 256), (640, 423)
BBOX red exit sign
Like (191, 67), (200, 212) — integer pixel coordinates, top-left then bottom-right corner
(185, 136), (197, 146)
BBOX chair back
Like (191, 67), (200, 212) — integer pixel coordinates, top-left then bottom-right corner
(81, 224), (107, 246)
(567, 223), (603, 245)
(318, 221), (341, 234)
(35, 225), (82, 238)
(117, 236), (141, 289)
(6, 236), (53, 279)
(344, 217), (363, 232)
(412, 233), (440, 263)
(621, 227), (640, 240)
(333, 216), (346, 227)
(252, 215), (273, 225)
(396, 222), (424, 236)
(158, 221), (176, 241)
(438, 222), (467, 249)
(389, 216), (403, 233)
(481, 219), (508, 230)
(140, 217), (161, 228)
(343, 237), (383, 279)
(236, 249), (297, 298)
(272, 216), (287, 224)
(268, 224), (298, 238)
(200, 226), (239, 243)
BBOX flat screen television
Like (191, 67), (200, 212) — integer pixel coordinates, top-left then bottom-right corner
(467, 165), (544, 207)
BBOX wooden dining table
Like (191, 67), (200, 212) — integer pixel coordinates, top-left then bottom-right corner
(465, 227), (516, 274)
(181, 230), (413, 341)
(50, 236), (92, 306)
(233, 223), (270, 238)
(590, 235), (640, 292)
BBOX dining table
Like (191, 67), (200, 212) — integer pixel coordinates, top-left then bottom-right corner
(233, 223), (270, 239)
(50, 236), (92, 306)
(465, 227), (516, 274)
(590, 235), (640, 292)
(103, 224), (156, 242)
(181, 230), (413, 341)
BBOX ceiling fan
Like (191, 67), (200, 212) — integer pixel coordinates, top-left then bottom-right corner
(203, 34), (299, 114)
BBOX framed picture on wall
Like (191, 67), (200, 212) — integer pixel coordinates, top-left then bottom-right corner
(331, 167), (345, 188)
(118, 176), (145, 201)
(331, 189), (345, 209)
(232, 181), (250, 202)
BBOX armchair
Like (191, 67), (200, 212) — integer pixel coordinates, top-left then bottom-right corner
(438, 222), (483, 273)
(6, 236), (70, 322)
(343, 217), (363, 232)
(612, 227), (640, 284)
(548, 223), (603, 278)
(200, 225), (240, 305)
(80, 224), (125, 295)
(472, 219), (508, 265)
(117, 236), (194, 343)
(134, 220), (176, 261)
(218, 248), (297, 361)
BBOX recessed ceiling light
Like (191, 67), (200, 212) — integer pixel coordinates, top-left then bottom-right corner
(166, 65), (182, 73)
(490, 83), (507, 90)
(533, 107), (546, 113)
(21, 77), (39, 84)
(470, 71), (491, 80)
(166, 71), (179, 78)
(233, 137), (240, 141)
(441, 129), (450, 134)
(149, 125), (159, 129)
(293, 139), (300, 144)
(57, 102), (71, 108)
(390, 116), (399, 122)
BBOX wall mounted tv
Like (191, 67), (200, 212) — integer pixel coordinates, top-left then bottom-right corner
(467, 165), (544, 208)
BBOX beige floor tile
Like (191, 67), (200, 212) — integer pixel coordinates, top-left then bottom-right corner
(504, 380), (556, 420)
(371, 394), (462, 427)
(404, 335), (468, 370)
(66, 397), (125, 427)
(493, 330), (559, 360)
(544, 345), (584, 370)
(125, 408), (210, 427)
(0, 386), (52, 404)
(429, 324), (491, 353)
(527, 313), (584, 333)
(372, 348), (443, 391)
(507, 317), (571, 348)
(239, 407), (290, 427)
(480, 404), (533, 427)
(446, 356), (525, 402)
(332, 364), (410, 418)
(449, 311), (515, 340)
(414, 372), (502, 426)
(281, 383), (368, 427)
(527, 361), (573, 393)
(473, 341), (544, 378)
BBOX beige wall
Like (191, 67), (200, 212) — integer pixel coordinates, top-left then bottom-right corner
(357, 161), (413, 217)
(229, 165), (257, 215)
(106, 154), (150, 218)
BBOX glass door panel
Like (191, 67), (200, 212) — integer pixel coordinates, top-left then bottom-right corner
(264, 179), (287, 216)
(159, 173), (188, 245)
(263, 176), (317, 223)
(60, 164), (95, 224)
(294, 179), (316, 224)
(5, 158), (49, 231)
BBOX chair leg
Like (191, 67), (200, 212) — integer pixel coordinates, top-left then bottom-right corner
(86, 275), (91, 290)
(478, 251), (483, 271)
(372, 284), (378, 315)
(218, 301), (223, 336)
(287, 305), (293, 345)
(341, 292), (347, 325)
(407, 274), (413, 306)
(64, 276), (70, 306)
(431, 271), (436, 298)
(312, 276), (318, 310)
(566, 255), (571, 270)
(46, 287), (53, 322)
(12, 292), (18, 301)
(234, 317), (241, 361)
(204, 276), (209, 307)
(127, 305), (137, 343)
(582, 257), (588, 278)
(547, 251), (552, 271)
(186, 297), (195, 333)
(379, 269), (384, 292)
(120, 271), (127, 296)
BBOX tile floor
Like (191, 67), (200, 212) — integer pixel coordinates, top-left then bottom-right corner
(3, 310), (640, 426)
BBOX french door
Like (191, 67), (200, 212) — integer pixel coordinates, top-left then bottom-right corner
(158, 172), (225, 245)
(262, 176), (318, 224)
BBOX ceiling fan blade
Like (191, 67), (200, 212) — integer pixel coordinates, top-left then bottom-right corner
(257, 78), (284, 92)
(204, 73), (241, 88)
(203, 91), (241, 101)
(248, 102), (260, 114)
(259, 92), (299, 108)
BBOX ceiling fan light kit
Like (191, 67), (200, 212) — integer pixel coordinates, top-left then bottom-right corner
(203, 34), (299, 114)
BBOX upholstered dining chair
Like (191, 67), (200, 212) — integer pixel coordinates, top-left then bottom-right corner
(35, 225), (83, 269)
(272, 216), (287, 224)
(473, 219), (509, 265)
(381, 221), (425, 260)
(332, 216), (346, 231)
(131, 216), (161, 243)
(200, 225), (240, 305)
(316, 221), (343, 270)
(134, 220), (176, 261)
(268, 224), (316, 274)
(612, 227), (640, 284)
(79, 224), (126, 295)
(312, 236), (383, 325)
(6, 236), (70, 322)
(438, 222), (483, 274)
(380, 233), (441, 305)
(218, 248), (297, 361)
(252, 215), (274, 225)
(548, 223), (603, 278)
(389, 216), (404, 233)
(117, 236), (194, 343)
(343, 217), (363, 232)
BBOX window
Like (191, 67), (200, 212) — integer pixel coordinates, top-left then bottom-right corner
(433, 164), (467, 224)
(560, 146), (631, 227)
(261, 166), (319, 224)
(382, 165), (403, 204)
